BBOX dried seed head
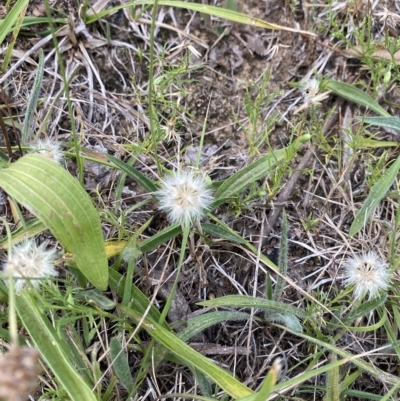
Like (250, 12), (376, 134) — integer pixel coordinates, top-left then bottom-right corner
(0, 345), (41, 401)
(300, 78), (320, 100)
(2, 239), (58, 293)
(29, 137), (63, 165)
(156, 170), (214, 227)
(342, 251), (391, 300)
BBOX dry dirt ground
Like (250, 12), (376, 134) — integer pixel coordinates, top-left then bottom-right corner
(1, 0), (400, 400)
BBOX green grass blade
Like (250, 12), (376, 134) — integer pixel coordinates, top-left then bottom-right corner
(326, 80), (390, 117)
(357, 116), (400, 132)
(0, 154), (108, 289)
(198, 295), (306, 319)
(349, 155), (400, 236)
(119, 304), (253, 399)
(0, 0), (29, 46)
(15, 291), (97, 401)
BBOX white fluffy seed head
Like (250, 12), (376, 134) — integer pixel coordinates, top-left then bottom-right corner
(342, 251), (391, 300)
(29, 138), (63, 165)
(2, 239), (58, 293)
(156, 170), (214, 227)
(300, 78), (320, 99)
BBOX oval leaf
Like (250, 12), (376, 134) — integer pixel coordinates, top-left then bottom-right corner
(0, 154), (108, 289)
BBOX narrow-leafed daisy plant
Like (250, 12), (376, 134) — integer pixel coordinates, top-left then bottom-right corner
(156, 170), (214, 227)
(342, 251), (391, 301)
(2, 239), (59, 293)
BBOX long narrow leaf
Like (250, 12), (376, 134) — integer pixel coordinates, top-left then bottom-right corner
(15, 291), (97, 401)
(22, 48), (44, 145)
(273, 209), (288, 302)
(0, 0), (29, 45)
(118, 304), (253, 399)
(326, 81), (390, 117)
(1, 1), (27, 71)
(0, 154), (108, 289)
(179, 311), (251, 342)
(357, 116), (400, 132)
(198, 295), (306, 319)
(110, 337), (134, 392)
(107, 154), (158, 193)
(85, 1), (316, 37)
(349, 155), (400, 236)
(215, 136), (309, 199)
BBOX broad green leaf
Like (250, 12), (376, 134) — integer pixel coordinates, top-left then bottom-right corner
(0, 154), (108, 289)
(119, 304), (253, 399)
(85, 1), (316, 37)
(107, 154), (158, 193)
(0, 0), (29, 45)
(198, 295), (306, 319)
(326, 81), (390, 117)
(215, 135), (309, 199)
(349, 155), (400, 236)
(110, 337), (134, 392)
(357, 116), (400, 132)
(16, 291), (97, 401)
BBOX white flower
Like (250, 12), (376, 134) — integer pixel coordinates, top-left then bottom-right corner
(29, 137), (63, 165)
(2, 239), (58, 292)
(156, 170), (214, 227)
(342, 252), (391, 300)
